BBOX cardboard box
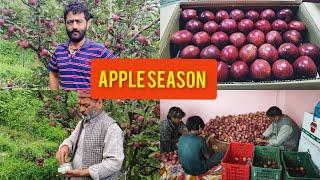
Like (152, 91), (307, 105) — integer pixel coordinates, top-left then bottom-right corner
(298, 112), (320, 170)
(160, 1), (320, 89)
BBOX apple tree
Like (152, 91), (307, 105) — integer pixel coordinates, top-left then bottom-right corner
(0, 0), (160, 88)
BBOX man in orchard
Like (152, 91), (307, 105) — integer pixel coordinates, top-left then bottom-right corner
(49, 1), (114, 90)
(56, 91), (124, 180)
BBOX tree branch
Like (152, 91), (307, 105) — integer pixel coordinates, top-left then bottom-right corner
(130, 17), (159, 42)
(5, 19), (38, 51)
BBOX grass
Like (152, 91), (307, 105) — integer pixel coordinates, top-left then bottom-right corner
(0, 125), (62, 180)
(0, 40), (42, 88)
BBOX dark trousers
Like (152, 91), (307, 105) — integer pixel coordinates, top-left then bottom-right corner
(204, 151), (226, 171)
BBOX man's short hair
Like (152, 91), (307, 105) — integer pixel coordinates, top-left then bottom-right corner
(64, 1), (91, 22)
(167, 107), (185, 120)
(186, 116), (205, 131)
(266, 106), (283, 117)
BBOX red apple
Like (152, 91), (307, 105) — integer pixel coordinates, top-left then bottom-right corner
(272, 19), (288, 32)
(239, 44), (257, 63)
(137, 35), (148, 45)
(260, 9), (276, 22)
(137, 116), (144, 122)
(200, 45), (220, 59)
(283, 30), (302, 46)
(238, 19), (254, 34)
(180, 45), (200, 58)
(17, 39), (29, 49)
(211, 31), (229, 49)
(186, 19), (203, 34)
(112, 14), (120, 21)
(181, 9), (198, 21)
(7, 25), (15, 34)
(217, 61), (229, 82)
(28, 0), (37, 5)
(277, 8), (294, 23)
(40, 48), (49, 57)
(255, 20), (272, 34)
(192, 31), (210, 47)
(94, 0), (101, 4)
(278, 43), (299, 63)
(230, 9), (245, 22)
(170, 30), (193, 47)
(246, 10), (260, 22)
(133, 141), (141, 148)
(199, 11), (215, 22)
(266, 31), (283, 47)
(258, 43), (279, 63)
(288, 20), (305, 32)
(203, 21), (219, 35)
(247, 30), (265, 47)
(298, 43), (320, 62)
(293, 56), (318, 78)
(251, 59), (272, 81)
(231, 61), (249, 81)
(230, 32), (246, 49)
(221, 45), (238, 63)
(221, 19), (238, 34)
(272, 59), (294, 80)
(216, 10), (229, 23)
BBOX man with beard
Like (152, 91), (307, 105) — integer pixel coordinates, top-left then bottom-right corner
(49, 1), (114, 90)
(56, 91), (124, 179)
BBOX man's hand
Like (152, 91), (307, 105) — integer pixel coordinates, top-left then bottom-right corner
(56, 145), (69, 165)
(206, 134), (215, 144)
(49, 72), (59, 90)
(256, 137), (268, 145)
(179, 127), (187, 135)
(64, 169), (90, 177)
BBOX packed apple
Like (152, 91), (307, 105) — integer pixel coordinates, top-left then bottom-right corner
(170, 8), (319, 82)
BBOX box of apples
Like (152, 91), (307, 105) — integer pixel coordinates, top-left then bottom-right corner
(221, 142), (254, 180)
(251, 146), (282, 180)
(281, 151), (320, 180)
(160, 0), (320, 89)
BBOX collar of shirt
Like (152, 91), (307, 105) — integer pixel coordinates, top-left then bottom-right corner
(167, 119), (181, 129)
(61, 38), (92, 51)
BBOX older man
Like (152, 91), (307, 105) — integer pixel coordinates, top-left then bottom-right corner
(256, 106), (300, 151)
(49, 1), (114, 90)
(56, 91), (124, 180)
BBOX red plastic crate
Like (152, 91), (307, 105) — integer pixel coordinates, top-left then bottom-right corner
(222, 142), (254, 180)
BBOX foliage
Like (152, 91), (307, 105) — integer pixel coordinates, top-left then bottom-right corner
(0, 91), (160, 179)
(0, 0), (160, 88)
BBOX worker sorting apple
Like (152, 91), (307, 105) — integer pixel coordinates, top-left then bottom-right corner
(256, 106), (301, 151)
